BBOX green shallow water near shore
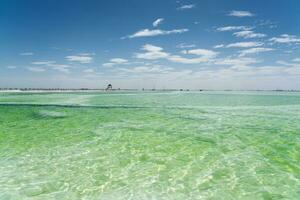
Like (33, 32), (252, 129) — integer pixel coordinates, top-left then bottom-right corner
(0, 91), (300, 199)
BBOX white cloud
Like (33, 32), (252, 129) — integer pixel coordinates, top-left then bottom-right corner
(27, 67), (46, 72)
(135, 44), (218, 64)
(233, 30), (266, 38)
(177, 4), (195, 10)
(65, 54), (93, 63)
(238, 47), (274, 57)
(125, 28), (188, 38)
(153, 18), (164, 27)
(214, 44), (224, 48)
(228, 10), (254, 17)
(181, 49), (218, 58)
(142, 44), (164, 52)
(226, 42), (264, 48)
(216, 26), (252, 32)
(103, 58), (129, 67)
(110, 58), (128, 64)
(167, 54), (214, 64)
(103, 60), (300, 90)
(135, 44), (170, 60)
(20, 52), (34, 56)
(269, 34), (300, 44)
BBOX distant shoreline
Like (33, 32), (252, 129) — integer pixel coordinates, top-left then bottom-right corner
(0, 88), (299, 92)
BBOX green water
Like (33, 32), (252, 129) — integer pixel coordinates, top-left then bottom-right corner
(0, 91), (300, 199)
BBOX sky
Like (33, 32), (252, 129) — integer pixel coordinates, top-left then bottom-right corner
(1, 0), (300, 90)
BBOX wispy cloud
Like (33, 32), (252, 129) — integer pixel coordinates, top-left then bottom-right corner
(31, 61), (71, 73)
(269, 34), (300, 44)
(233, 30), (266, 38)
(6, 66), (17, 69)
(49, 64), (71, 73)
(226, 42), (264, 48)
(216, 26), (252, 32)
(27, 67), (46, 72)
(83, 69), (95, 73)
(277, 60), (298, 67)
(274, 60), (300, 75)
(215, 57), (260, 68)
(31, 61), (55, 65)
(228, 10), (254, 17)
(176, 43), (196, 48)
(102, 63), (115, 67)
(20, 52), (34, 56)
(256, 20), (277, 29)
(238, 47), (274, 57)
(118, 65), (173, 74)
(153, 18), (164, 27)
(65, 53), (93, 63)
(293, 58), (300, 62)
(177, 4), (196, 10)
(124, 28), (188, 39)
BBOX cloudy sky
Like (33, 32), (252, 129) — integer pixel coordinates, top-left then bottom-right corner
(1, 0), (300, 90)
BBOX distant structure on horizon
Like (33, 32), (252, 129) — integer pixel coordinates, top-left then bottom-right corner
(106, 84), (112, 91)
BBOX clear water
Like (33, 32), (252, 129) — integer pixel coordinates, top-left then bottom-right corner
(0, 91), (300, 199)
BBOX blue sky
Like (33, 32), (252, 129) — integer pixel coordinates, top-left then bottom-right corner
(1, 0), (300, 89)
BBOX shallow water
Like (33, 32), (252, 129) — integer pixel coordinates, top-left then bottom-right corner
(0, 91), (300, 199)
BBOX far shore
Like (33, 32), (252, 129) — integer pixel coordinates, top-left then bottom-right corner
(0, 88), (299, 93)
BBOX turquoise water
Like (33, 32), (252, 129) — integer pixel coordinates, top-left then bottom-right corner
(0, 91), (300, 199)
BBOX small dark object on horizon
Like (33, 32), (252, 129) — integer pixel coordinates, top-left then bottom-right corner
(106, 84), (112, 91)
